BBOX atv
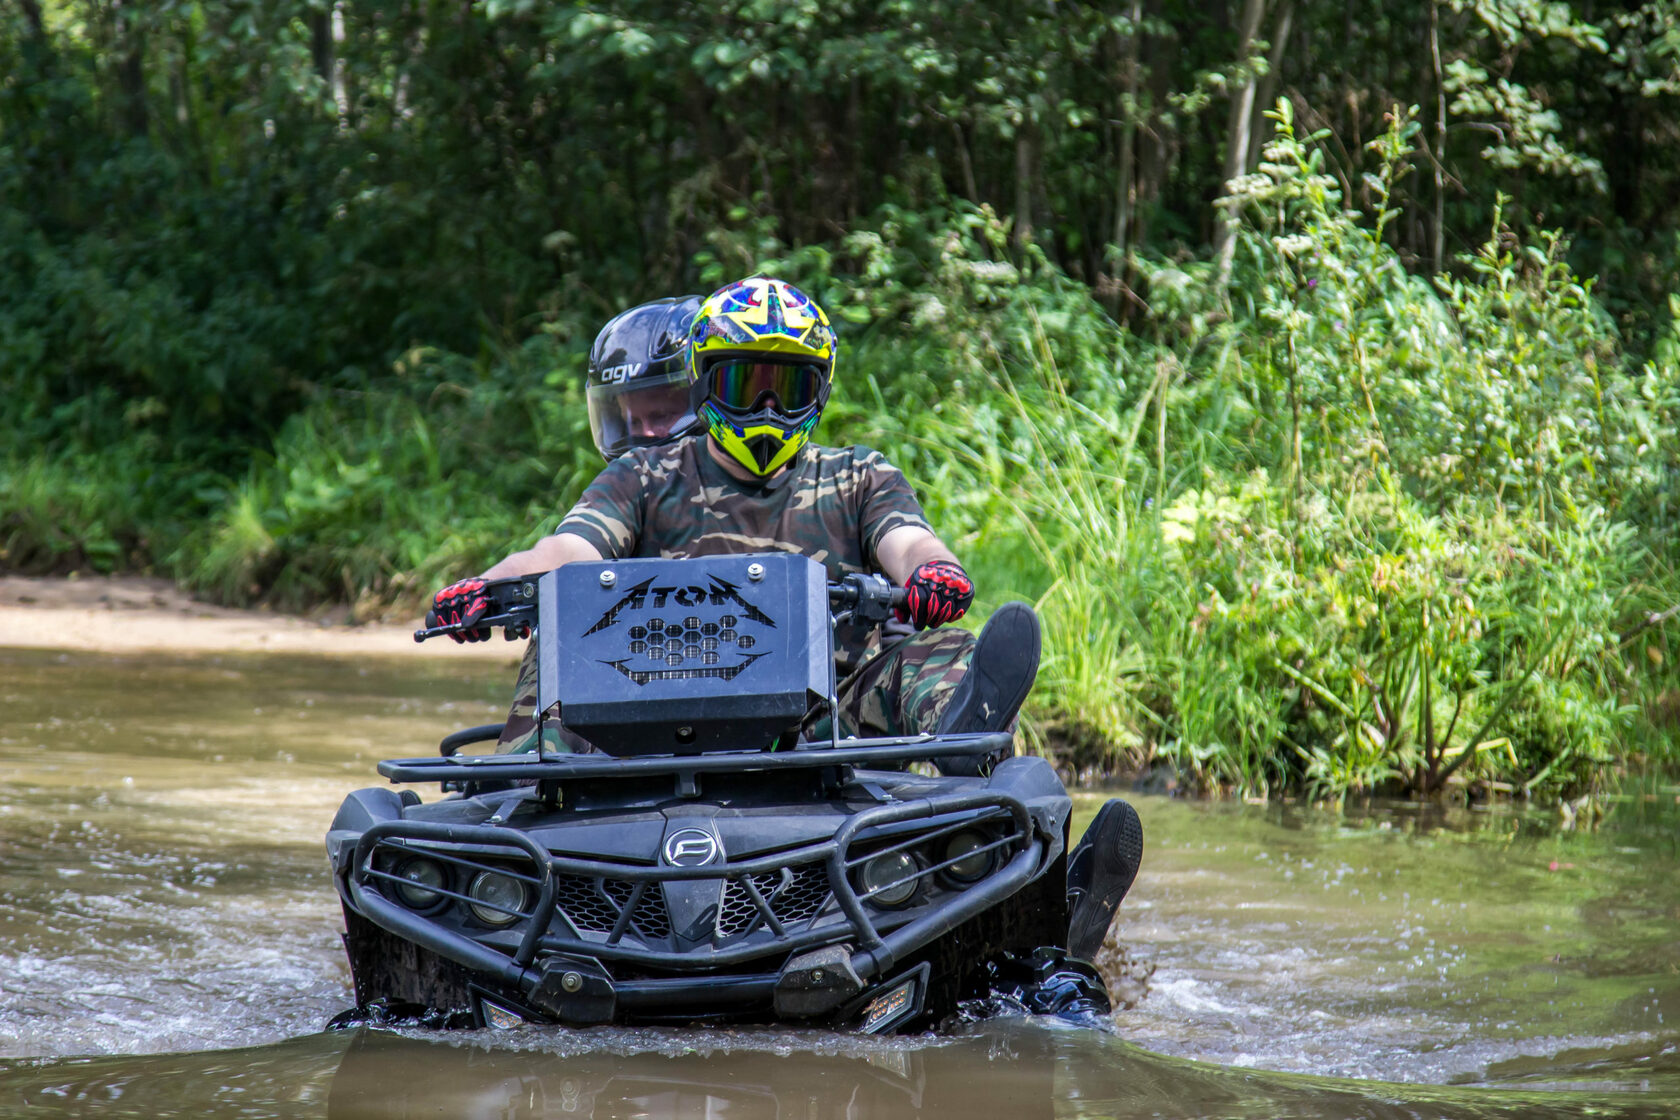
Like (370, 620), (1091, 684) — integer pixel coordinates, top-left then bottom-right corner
(325, 552), (1116, 1033)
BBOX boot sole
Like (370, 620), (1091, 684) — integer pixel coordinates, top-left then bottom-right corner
(1066, 798), (1145, 961)
(937, 602), (1041, 736)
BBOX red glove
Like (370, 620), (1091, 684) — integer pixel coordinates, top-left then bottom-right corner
(898, 560), (974, 630)
(426, 577), (493, 643)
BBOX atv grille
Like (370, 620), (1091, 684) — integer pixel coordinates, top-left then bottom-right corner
(771, 863), (832, 924)
(555, 868), (829, 944)
(715, 864), (832, 939)
(715, 875), (769, 938)
(552, 874), (672, 940)
(553, 876), (617, 932)
(602, 878), (673, 939)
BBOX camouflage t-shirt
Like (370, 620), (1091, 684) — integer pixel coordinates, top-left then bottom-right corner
(555, 435), (932, 655)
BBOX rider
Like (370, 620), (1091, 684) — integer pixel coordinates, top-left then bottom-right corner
(428, 277), (1140, 956)
(434, 276), (1036, 757)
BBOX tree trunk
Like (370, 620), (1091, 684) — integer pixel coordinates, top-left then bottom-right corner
(851, 78), (868, 220)
(1430, 0), (1446, 274)
(952, 120), (980, 205)
(1247, 0), (1295, 168)
(1112, 4), (1143, 281)
(332, 1), (351, 126)
(1014, 117), (1037, 249)
(310, 7), (333, 84)
(18, 0), (46, 38)
(1213, 0), (1268, 289)
(1136, 14), (1180, 256)
(112, 0), (149, 137)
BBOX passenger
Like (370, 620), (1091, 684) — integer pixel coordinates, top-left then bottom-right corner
(582, 295), (706, 461)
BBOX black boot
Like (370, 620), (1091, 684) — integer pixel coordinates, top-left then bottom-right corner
(984, 947), (1112, 1019)
(935, 602), (1040, 776)
(1065, 798), (1144, 962)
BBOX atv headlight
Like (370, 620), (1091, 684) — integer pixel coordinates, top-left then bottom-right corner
(859, 851), (919, 908)
(467, 871), (528, 926)
(393, 858), (446, 909)
(942, 830), (993, 883)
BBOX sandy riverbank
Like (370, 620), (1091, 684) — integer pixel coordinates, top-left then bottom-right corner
(0, 575), (522, 662)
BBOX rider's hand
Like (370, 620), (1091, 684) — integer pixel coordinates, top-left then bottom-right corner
(426, 577), (493, 643)
(897, 560), (974, 630)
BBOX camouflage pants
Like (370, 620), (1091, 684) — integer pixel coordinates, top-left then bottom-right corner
(496, 641), (591, 754)
(494, 625), (977, 753)
(829, 626), (976, 739)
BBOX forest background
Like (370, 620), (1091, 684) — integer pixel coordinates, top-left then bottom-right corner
(3, 0), (1678, 801)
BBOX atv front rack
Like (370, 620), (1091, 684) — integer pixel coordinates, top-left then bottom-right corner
(344, 778), (1049, 1025)
(375, 731), (1011, 788)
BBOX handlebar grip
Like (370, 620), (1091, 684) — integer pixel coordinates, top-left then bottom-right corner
(415, 603), (537, 643)
(828, 573), (904, 623)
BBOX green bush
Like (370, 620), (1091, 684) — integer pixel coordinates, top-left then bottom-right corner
(174, 336), (600, 614)
(0, 454), (140, 574)
(792, 105), (1679, 800)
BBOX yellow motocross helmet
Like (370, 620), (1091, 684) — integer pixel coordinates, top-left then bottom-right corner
(686, 277), (837, 476)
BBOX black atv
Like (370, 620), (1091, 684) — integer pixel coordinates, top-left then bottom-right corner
(325, 553), (1115, 1033)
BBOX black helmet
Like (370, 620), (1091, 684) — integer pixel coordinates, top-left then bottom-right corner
(585, 295), (705, 460)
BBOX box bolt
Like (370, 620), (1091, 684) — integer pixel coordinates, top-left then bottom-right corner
(561, 971), (584, 993)
(747, 562), (764, 582)
(599, 570), (617, 588)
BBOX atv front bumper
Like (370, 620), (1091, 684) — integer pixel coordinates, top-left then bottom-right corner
(328, 741), (1069, 1029)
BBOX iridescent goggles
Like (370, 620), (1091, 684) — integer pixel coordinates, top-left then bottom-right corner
(705, 358), (826, 414)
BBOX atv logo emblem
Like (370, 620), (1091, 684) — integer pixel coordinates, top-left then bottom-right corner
(585, 575), (776, 635)
(662, 828), (720, 867)
(586, 570), (778, 686)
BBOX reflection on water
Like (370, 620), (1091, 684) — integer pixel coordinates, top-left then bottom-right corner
(2, 1020), (1675, 1120)
(1, 645), (1677, 1118)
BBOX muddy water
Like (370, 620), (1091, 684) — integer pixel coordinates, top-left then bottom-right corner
(0, 647), (511, 1056)
(2, 645), (1676, 1117)
(1077, 793), (1680, 1093)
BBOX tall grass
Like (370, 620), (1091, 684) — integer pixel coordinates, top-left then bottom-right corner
(860, 337), (1675, 799)
(0, 455), (138, 573)
(827, 106), (1680, 801)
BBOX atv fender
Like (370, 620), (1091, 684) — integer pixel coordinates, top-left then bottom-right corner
(326, 787), (408, 871)
(987, 755), (1071, 865)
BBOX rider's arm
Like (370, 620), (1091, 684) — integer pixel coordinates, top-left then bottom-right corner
(478, 452), (648, 580)
(481, 532), (604, 579)
(874, 525), (961, 585)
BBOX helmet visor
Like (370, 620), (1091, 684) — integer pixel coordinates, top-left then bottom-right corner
(587, 378), (697, 459)
(706, 359), (826, 414)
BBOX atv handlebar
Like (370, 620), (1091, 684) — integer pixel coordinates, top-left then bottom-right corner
(827, 571), (905, 625)
(413, 567), (905, 642)
(413, 576), (540, 643)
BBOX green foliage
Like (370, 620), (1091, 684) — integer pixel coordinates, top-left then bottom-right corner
(173, 337), (601, 613)
(0, 453), (144, 574)
(3, 1), (1679, 799)
(813, 107), (1680, 801)
(1218, 104), (1671, 521)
